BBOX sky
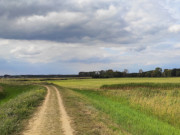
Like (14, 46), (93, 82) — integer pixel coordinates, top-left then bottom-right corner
(0, 0), (180, 75)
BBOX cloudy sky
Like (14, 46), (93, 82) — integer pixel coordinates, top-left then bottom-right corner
(0, 0), (180, 75)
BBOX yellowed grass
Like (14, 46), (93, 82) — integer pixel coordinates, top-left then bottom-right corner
(0, 86), (3, 92)
(50, 77), (180, 89)
(102, 89), (180, 128)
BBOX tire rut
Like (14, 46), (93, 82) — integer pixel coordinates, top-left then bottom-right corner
(22, 85), (73, 135)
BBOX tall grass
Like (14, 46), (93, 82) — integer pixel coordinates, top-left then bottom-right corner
(0, 87), (46, 135)
(101, 83), (180, 90)
(100, 83), (180, 128)
(0, 84), (40, 105)
(0, 86), (5, 100)
(52, 78), (180, 134)
(74, 89), (180, 135)
(101, 88), (180, 128)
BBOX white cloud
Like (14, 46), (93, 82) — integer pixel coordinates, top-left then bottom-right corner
(1, 0), (180, 73)
(0, 39), (114, 63)
(96, 5), (117, 19)
(0, 38), (179, 68)
(168, 24), (180, 33)
(173, 43), (180, 48)
(15, 11), (87, 32)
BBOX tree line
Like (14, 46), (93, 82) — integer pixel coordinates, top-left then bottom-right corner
(1, 74), (79, 78)
(79, 67), (180, 78)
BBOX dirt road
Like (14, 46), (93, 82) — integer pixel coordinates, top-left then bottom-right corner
(22, 85), (73, 135)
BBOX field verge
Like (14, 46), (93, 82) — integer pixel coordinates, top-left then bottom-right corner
(0, 84), (41, 105)
(73, 89), (180, 135)
(0, 86), (46, 135)
(56, 85), (128, 135)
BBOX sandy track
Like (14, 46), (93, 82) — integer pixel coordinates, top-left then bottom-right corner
(22, 85), (73, 135)
(54, 86), (74, 135)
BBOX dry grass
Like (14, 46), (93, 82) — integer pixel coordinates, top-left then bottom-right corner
(0, 87), (46, 135)
(57, 86), (129, 135)
(50, 77), (180, 89)
(51, 78), (180, 134)
(101, 88), (180, 128)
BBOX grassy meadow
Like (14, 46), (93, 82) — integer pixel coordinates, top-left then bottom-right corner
(0, 82), (46, 135)
(52, 77), (180, 135)
(0, 77), (179, 135)
(50, 77), (180, 89)
(0, 84), (42, 105)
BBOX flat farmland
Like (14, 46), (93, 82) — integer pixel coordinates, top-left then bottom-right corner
(0, 78), (179, 135)
(50, 77), (180, 89)
(51, 77), (180, 135)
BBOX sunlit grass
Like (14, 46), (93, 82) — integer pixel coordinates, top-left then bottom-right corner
(0, 83), (41, 105)
(0, 86), (46, 135)
(101, 88), (180, 128)
(52, 78), (180, 134)
(101, 82), (180, 89)
(73, 89), (180, 135)
(50, 77), (180, 89)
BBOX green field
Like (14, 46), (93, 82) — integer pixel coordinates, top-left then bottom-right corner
(0, 83), (46, 135)
(50, 77), (180, 89)
(0, 77), (180, 135)
(51, 77), (180, 135)
(0, 83), (42, 105)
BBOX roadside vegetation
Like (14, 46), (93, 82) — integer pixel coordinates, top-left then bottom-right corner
(71, 88), (180, 135)
(100, 82), (180, 128)
(52, 78), (180, 135)
(0, 78), (179, 135)
(57, 86), (127, 135)
(0, 83), (41, 104)
(0, 83), (46, 135)
(101, 82), (180, 89)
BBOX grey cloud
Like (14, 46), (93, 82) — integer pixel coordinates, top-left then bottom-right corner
(1, 0), (178, 46)
(1, 0), (180, 74)
(1, 38), (180, 74)
(0, 0), (64, 18)
(67, 57), (112, 64)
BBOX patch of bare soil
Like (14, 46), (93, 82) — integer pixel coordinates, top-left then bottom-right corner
(54, 86), (74, 135)
(22, 85), (73, 135)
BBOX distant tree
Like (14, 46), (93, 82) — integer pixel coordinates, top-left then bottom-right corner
(129, 73), (138, 77)
(145, 71), (153, 77)
(106, 69), (114, 78)
(123, 69), (129, 77)
(79, 67), (180, 78)
(99, 70), (106, 78)
(90, 71), (98, 78)
(124, 69), (128, 73)
(79, 72), (88, 77)
(114, 71), (123, 77)
(163, 69), (171, 77)
(171, 69), (177, 77)
(176, 69), (180, 76)
(139, 69), (143, 73)
(138, 69), (143, 77)
(4, 74), (11, 78)
(152, 67), (162, 77)
(141, 72), (146, 77)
